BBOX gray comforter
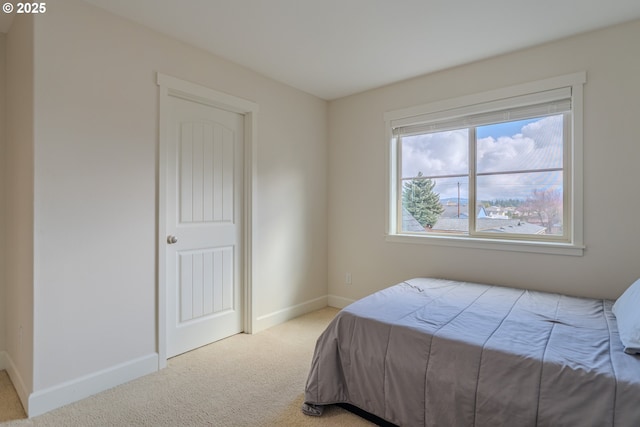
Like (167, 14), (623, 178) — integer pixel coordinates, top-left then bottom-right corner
(303, 278), (640, 426)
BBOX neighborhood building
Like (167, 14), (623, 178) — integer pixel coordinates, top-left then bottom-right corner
(404, 203), (547, 235)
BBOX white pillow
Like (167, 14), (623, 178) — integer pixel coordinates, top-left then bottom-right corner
(613, 278), (640, 355)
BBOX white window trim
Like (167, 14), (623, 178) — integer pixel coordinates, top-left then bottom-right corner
(384, 72), (586, 256)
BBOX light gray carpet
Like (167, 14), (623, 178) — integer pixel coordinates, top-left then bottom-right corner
(0, 307), (373, 426)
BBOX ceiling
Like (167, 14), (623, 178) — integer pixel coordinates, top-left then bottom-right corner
(4, 1), (640, 100)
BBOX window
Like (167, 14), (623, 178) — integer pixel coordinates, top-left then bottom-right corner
(385, 73), (586, 255)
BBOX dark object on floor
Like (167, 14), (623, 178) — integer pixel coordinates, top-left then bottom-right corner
(338, 403), (398, 427)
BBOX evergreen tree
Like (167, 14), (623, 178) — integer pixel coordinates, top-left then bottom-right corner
(402, 172), (444, 229)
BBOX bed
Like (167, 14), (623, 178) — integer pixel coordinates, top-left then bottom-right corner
(302, 277), (640, 426)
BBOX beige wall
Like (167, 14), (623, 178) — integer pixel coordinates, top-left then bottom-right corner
(28, 0), (327, 399)
(328, 19), (640, 303)
(0, 32), (5, 353)
(4, 13), (35, 400)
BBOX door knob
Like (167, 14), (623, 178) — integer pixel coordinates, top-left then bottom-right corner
(167, 235), (178, 244)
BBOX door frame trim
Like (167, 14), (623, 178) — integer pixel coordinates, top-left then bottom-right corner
(156, 73), (258, 368)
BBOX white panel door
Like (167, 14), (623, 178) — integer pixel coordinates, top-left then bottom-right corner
(166, 96), (244, 358)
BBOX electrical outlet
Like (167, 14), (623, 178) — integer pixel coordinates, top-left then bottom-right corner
(345, 272), (352, 285)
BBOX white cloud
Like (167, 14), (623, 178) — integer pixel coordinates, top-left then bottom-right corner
(401, 129), (468, 178)
(477, 115), (563, 173)
(401, 115), (564, 201)
(522, 115), (564, 149)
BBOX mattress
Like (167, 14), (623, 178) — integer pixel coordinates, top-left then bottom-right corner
(303, 278), (640, 426)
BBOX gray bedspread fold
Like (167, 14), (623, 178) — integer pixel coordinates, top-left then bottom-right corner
(303, 278), (640, 426)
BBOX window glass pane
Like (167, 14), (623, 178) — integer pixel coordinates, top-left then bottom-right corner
(401, 129), (468, 179)
(476, 115), (564, 174)
(476, 171), (563, 236)
(400, 129), (469, 234)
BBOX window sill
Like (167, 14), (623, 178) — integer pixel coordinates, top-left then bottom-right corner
(385, 233), (585, 256)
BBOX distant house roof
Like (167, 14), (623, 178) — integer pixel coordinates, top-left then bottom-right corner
(431, 218), (546, 234)
(402, 208), (426, 232)
(441, 204), (487, 219)
(402, 206), (545, 235)
(480, 219), (546, 235)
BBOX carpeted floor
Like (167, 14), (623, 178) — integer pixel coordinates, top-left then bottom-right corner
(0, 370), (27, 423)
(0, 307), (375, 426)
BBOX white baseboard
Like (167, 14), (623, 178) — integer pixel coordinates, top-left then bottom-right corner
(28, 353), (158, 418)
(253, 295), (328, 333)
(328, 294), (355, 309)
(1, 350), (29, 413)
